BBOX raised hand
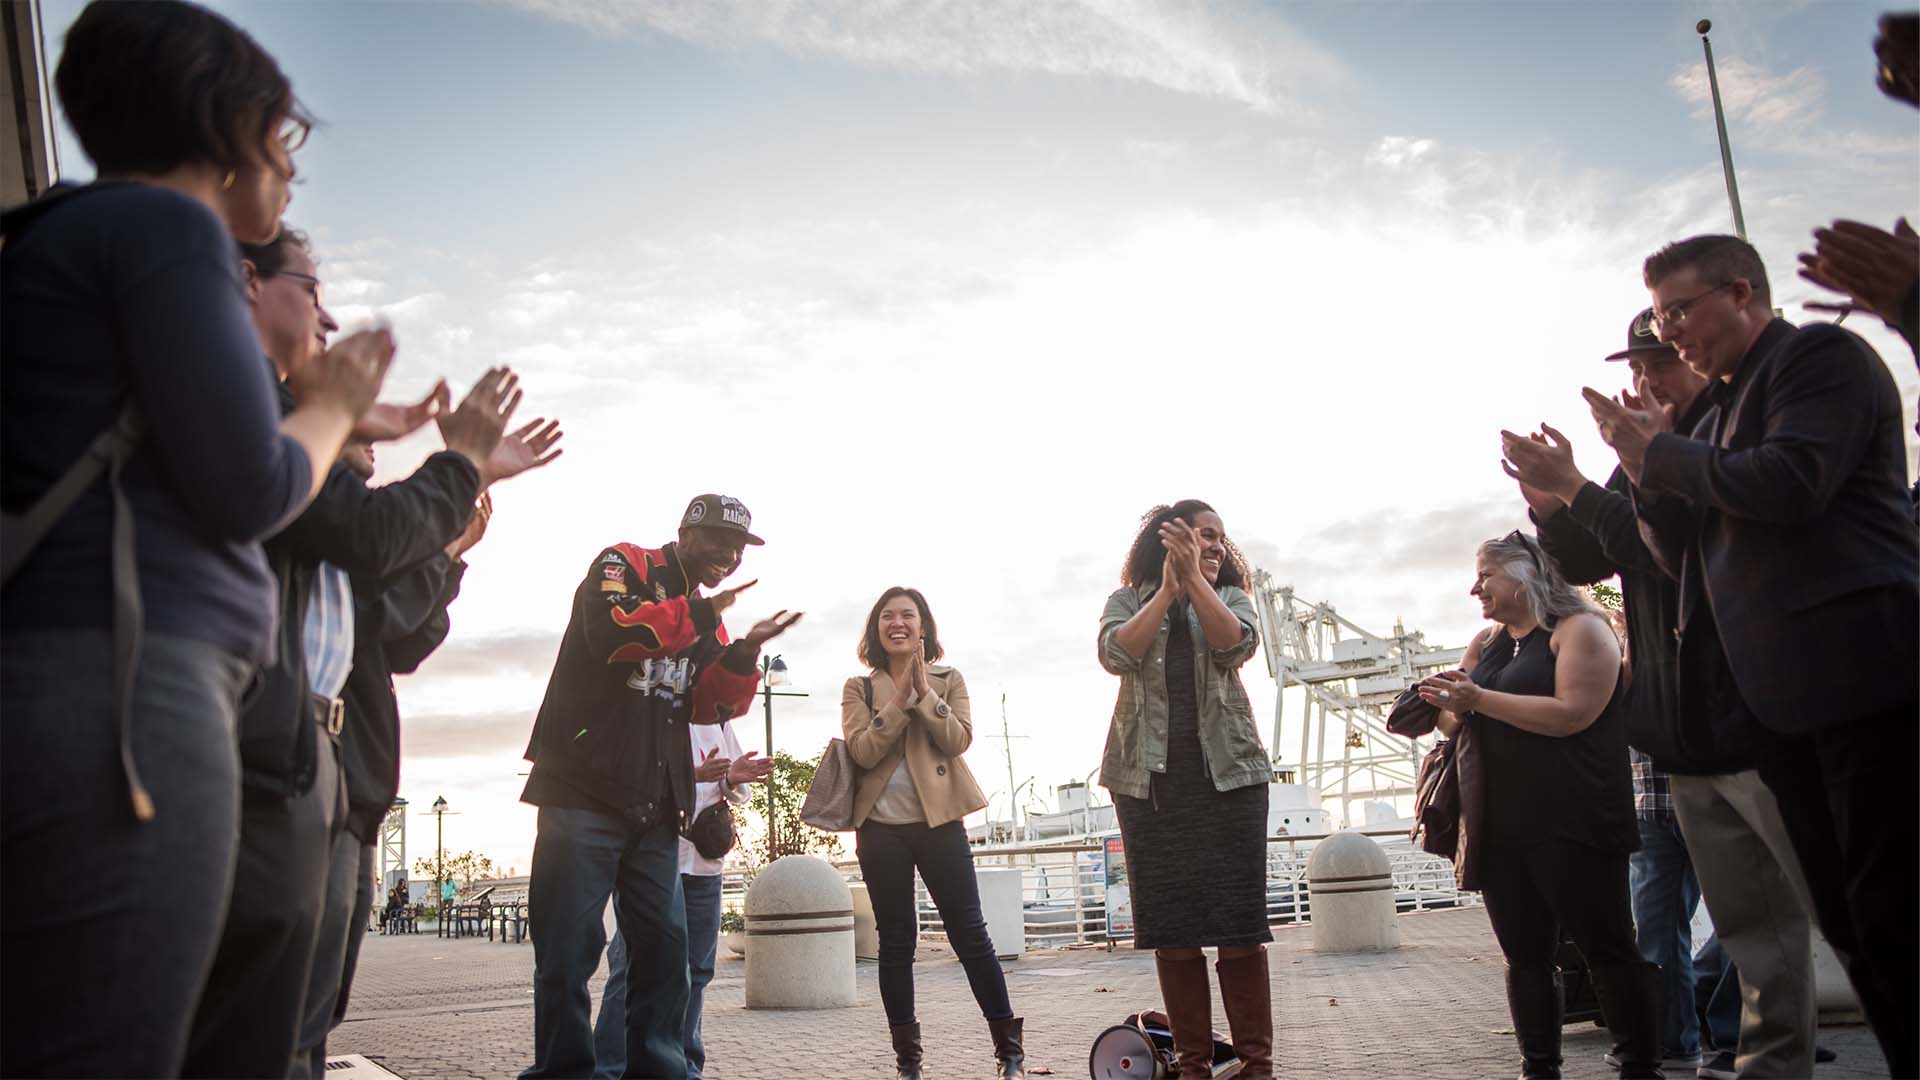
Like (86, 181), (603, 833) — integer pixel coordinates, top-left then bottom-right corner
(437, 367), (520, 473)
(447, 492), (492, 559)
(1798, 218), (1919, 329)
(1159, 549), (1187, 602)
(708, 579), (757, 619)
(1500, 424), (1585, 507)
(291, 327), (395, 421)
(482, 418), (564, 486)
(908, 648), (933, 699)
(741, 609), (803, 650)
(726, 750), (774, 786)
(354, 379), (449, 443)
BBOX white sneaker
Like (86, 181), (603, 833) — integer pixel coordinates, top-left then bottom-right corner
(1603, 1049), (1704, 1070)
(1696, 1051), (1737, 1080)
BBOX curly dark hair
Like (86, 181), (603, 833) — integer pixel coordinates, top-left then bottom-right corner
(1120, 500), (1249, 590)
(239, 225), (311, 277)
(55, 0), (315, 176)
(857, 587), (944, 670)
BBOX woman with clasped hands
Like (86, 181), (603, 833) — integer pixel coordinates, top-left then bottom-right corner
(1096, 501), (1272, 1080)
(840, 587), (1023, 1080)
(1416, 532), (1660, 1080)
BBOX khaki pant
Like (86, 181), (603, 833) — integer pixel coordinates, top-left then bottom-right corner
(1670, 770), (1815, 1078)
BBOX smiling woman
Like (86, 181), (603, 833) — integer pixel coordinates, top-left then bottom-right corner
(1096, 499), (1274, 1079)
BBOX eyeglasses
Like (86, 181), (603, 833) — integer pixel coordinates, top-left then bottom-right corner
(271, 270), (325, 306)
(278, 117), (310, 154)
(1649, 281), (1735, 332)
(1502, 530), (1545, 572)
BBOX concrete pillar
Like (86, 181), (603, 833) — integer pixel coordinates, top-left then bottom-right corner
(744, 855), (856, 1009)
(848, 882), (881, 961)
(975, 867), (1024, 960)
(1306, 832), (1399, 953)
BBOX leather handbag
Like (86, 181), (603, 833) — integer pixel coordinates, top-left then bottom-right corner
(798, 676), (869, 831)
(1411, 737), (1460, 859)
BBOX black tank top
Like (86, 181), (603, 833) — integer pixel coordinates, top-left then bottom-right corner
(1467, 625), (1636, 852)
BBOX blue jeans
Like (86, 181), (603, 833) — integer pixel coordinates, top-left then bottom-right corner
(1691, 933), (1743, 1054)
(1629, 818), (1701, 1057)
(521, 806), (688, 1080)
(1, 631), (251, 1078)
(595, 874), (723, 1079)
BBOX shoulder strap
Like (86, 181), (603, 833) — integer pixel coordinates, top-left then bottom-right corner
(1, 407), (143, 583)
(863, 675), (874, 713)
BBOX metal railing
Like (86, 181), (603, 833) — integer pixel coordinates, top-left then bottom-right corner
(718, 827), (1474, 949)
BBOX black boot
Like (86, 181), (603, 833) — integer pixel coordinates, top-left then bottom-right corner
(1506, 965), (1564, 1079)
(987, 1016), (1026, 1079)
(1589, 963), (1665, 1080)
(890, 1022), (924, 1080)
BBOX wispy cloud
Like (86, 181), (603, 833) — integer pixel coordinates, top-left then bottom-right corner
(505, 0), (1339, 113)
(1669, 56), (1914, 164)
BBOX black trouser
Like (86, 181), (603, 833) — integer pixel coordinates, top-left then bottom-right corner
(182, 723), (344, 1078)
(855, 820), (1013, 1027)
(1751, 702), (1919, 1080)
(334, 842), (376, 1024)
(1481, 838), (1645, 973)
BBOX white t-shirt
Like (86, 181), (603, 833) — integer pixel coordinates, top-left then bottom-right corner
(680, 721), (750, 877)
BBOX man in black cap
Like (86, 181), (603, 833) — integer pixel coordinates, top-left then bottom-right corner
(1506, 311), (1818, 1078)
(519, 495), (800, 1080)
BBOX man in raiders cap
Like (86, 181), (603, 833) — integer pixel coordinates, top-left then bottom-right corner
(519, 495), (799, 1080)
(1502, 312), (1817, 1079)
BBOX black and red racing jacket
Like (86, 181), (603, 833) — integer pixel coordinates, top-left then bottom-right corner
(520, 540), (760, 827)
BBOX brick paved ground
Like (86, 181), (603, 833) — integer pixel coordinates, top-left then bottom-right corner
(333, 908), (1885, 1079)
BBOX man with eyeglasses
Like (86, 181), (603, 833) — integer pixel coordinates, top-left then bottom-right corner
(1505, 310), (1817, 1079)
(183, 227), (563, 1075)
(1585, 234), (1918, 1079)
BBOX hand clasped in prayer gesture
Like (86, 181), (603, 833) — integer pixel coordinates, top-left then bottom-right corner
(1417, 669), (1481, 715)
(904, 648), (933, 701)
(1581, 379), (1673, 485)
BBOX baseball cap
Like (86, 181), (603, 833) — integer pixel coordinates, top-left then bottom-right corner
(679, 494), (764, 545)
(1604, 308), (1678, 361)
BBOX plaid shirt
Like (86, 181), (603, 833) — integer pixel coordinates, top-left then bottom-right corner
(1630, 748), (1675, 825)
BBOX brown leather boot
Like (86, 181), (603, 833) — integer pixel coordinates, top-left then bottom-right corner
(1215, 948), (1274, 1079)
(1154, 951), (1217, 1079)
(889, 1022), (923, 1080)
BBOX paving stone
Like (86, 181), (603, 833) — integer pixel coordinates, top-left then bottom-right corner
(333, 909), (1888, 1078)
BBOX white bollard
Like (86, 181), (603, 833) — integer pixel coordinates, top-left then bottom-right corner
(974, 867), (1024, 961)
(744, 855), (857, 1009)
(1306, 832), (1400, 953)
(848, 882), (882, 961)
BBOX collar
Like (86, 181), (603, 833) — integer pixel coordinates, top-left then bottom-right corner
(658, 541), (695, 600)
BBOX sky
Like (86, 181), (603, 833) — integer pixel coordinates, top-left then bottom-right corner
(40, 0), (1920, 876)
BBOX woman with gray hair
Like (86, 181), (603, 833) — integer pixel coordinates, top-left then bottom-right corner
(1417, 532), (1662, 1080)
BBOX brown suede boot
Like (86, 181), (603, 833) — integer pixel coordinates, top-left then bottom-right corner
(1153, 952), (1217, 1079)
(1215, 948), (1274, 1080)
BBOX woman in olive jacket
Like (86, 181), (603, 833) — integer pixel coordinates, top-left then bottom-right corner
(1098, 500), (1274, 1079)
(843, 586), (1023, 1080)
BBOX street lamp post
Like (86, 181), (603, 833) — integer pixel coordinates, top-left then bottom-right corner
(759, 655), (808, 862)
(431, 796), (449, 933)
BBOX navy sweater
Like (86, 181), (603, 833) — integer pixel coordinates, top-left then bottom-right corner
(1, 183), (313, 662)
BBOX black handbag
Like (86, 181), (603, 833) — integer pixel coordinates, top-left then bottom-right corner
(686, 800), (736, 860)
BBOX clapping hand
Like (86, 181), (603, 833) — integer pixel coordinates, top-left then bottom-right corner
(1581, 381), (1672, 484)
(1416, 669), (1481, 714)
(694, 748), (732, 783)
(742, 610), (804, 650)
(437, 368), (519, 474)
(1500, 424), (1583, 512)
(1158, 518), (1203, 596)
(726, 750), (774, 786)
(903, 648), (933, 701)
(482, 418), (564, 485)
(1798, 218), (1919, 329)
(354, 379), (450, 443)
